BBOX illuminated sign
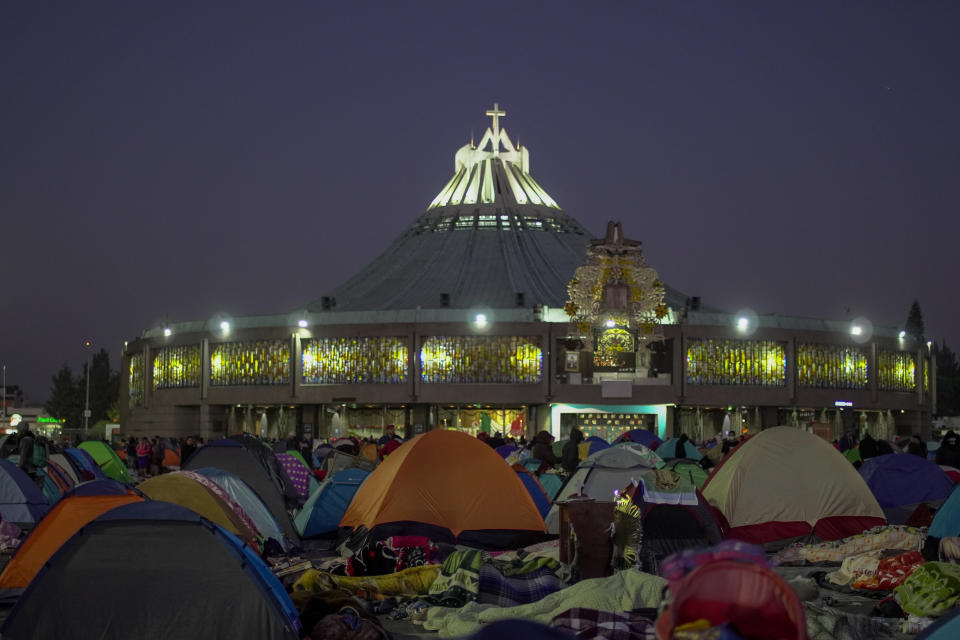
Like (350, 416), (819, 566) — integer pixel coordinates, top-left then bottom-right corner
(834, 401), (854, 407)
(8, 414), (22, 427)
(36, 417), (60, 424)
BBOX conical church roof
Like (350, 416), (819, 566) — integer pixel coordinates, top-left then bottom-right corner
(313, 105), (688, 312)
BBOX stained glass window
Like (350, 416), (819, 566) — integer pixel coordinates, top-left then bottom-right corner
(210, 340), (290, 387)
(879, 350), (916, 391)
(798, 344), (869, 389)
(152, 345), (201, 390)
(924, 359), (930, 392)
(129, 353), (144, 407)
(420, 336), (542, 383)
(302, 337), (408, 384)
(686, 339), (786, 386)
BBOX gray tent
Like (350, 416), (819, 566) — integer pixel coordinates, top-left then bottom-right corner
(183, 439), (300, 545)
(1, 501), (301, 640)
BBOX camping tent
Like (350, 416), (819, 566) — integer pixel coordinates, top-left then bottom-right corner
(48, 453), (81, 484)
(667, 458), (709, 489)
(545, 442), (664, 534)
(577, 435), (611, 460)
(138, 473), (257, 545)
(341, 429), (546, 547)
(702, 426), (885, 544)
(0, 458), (49, 525)
(228, 434), (300, 505)
(858, 453), (954, 523)
(64, 448), (106, 481)
(614, 429), (662, 450)
(495, 444), (518, 459)
(0, 501), (302, 640)
(183, 439), (300, 544)
(658, 438), (703, 461)
(78, 441), (132, 483)
(294, 467), (368, 537)
(0, 479), (143, 602)
(274, 452), (314, 503)
(655, 559), (806, 640)
(513, 466), (552, 519)
(193, 467), (289, 551)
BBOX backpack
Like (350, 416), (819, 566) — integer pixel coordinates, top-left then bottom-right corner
(30, 437), (48, 469)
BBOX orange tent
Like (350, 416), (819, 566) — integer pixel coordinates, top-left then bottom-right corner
(0, 484), (144, 598)
(341, 429), (545, 543)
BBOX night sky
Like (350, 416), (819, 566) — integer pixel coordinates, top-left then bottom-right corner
(2, 2), (958, 404)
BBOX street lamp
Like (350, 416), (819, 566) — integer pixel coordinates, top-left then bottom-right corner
(83, 340), (93, 432)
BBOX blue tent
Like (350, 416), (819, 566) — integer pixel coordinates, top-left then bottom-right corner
(859, 453), (953, 513)
(615, 429), (662, 451)
(294, 467), (368, 537)
(64, 448), (106, 481)
(0, 458), (49, 525)
(538, 473), (564, 500)
(496, 444), (518, 459)
(918, 606), (960, 639)
(193, 467), (289, 550)
(1, 501), (301, 640)
(928, 484), (960, 540)
(515, 468), (551, 518)
(659, 438), (703, 461)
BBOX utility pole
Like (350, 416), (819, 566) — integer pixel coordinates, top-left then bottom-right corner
(2, 364), (6, 421)
(83, 340), (92, 432)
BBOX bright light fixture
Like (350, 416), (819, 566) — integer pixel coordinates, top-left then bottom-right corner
(899, 330), (906, 339)
(736, 317), (749, 332)
(298, 319), (308, 328)
(163, 327), (172, 337)
(851, 325), (863, 336)
(474, 313), (488, 328)
(605, 319), (616, 328)
(220, 320), (230, 332)
(928, 341), (933, 349)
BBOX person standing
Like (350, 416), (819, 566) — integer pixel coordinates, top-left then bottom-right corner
(136, 437), (152, 477)
(125, 437), (138, 472)
(16, 421), (43, 488)
(561, 427), (585, 475)
(180, 436), (197, 467)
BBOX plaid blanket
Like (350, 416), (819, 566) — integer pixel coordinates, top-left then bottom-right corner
(551, 607), (655, 639)
(477, 563), (565, 607)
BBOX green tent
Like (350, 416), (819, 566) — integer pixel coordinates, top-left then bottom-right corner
(78, 440), (132, 483)
(669, 460), (708, 489)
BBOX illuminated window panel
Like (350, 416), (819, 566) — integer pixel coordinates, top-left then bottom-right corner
(420, 335), (542, 384)
(686, 339), (786, 386)
(301, 337), (408, 384)
(210, 340), (290, 387)
(128, 353), (144, 407)
(879, 350), (916, 392)
(152, 345), (201, 390)
(924, 359), (930, 392)
(797, 344), (869, 390)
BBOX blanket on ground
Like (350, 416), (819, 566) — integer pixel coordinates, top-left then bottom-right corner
(772, 525), (925, 565)
(851, 551), (924, 591)
(426, 549), (568, 608)
(551, 607), (655, 639)
(423, 569), (667, 638)
(477, 563), (566, 608)
(804, 603), (900, 640)
(293, 565), (441, 600)
(895, 561), (960, 617)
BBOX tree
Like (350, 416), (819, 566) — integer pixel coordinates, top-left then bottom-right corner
(45, 365), (83, 430)
(905, 300), (925, 343)
(934, 342), (960, 416)
(86, 348), (120, 426)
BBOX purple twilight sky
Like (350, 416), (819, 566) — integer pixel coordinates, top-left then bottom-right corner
(2, 2), (958, 404)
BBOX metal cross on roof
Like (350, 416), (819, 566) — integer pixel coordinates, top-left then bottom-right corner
(485, 102), (505, 153)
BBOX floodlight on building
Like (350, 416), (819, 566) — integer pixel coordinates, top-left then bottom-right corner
(736, 317), (749, 332)
(851, 325), (863, 336)
(298, 319), (308, 328)
(899, 330), (907, 339)
(220, 320), (230, 333)
(474, 313), (488, 328)
(163, 327), (172, 337)
(733, 309), (758, 336)
(605, 319), (616, 328)
(928, 341), (933, 349)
